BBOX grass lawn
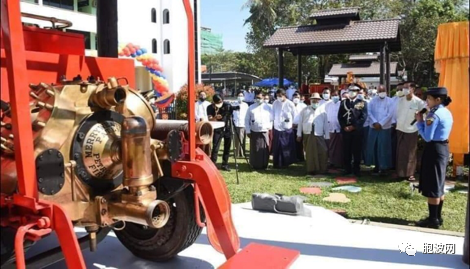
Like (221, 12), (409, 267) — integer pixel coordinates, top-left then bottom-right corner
(214, 140), (468, 233)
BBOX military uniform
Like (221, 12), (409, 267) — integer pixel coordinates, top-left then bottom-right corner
(337, 93), (368, 176)
(416, 87), (453, 229)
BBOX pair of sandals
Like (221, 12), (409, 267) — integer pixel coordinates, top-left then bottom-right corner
(407, 176), (416, 182)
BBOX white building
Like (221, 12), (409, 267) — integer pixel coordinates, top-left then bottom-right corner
(19, 0), (202, 94)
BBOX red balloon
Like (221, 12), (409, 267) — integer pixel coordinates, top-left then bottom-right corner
(118, 52), (124, 56)
(129, 48), (136, 54)
(134, 45), (140, 50)
(154, 65), (163, 72)
(142, 59), (149, 66)
(122, 47), (130, 56)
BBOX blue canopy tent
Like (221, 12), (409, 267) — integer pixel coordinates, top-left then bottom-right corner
(253, 78), (293, 87)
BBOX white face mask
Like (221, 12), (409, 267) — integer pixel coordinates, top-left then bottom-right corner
(378, 92), (387, 99)
(264, 99), (270, 104)
(237, 96), (244, 103)
(323, 93), (330, 100)
(349, 91), (357, 99)
(293, 98), (300, 104)
(403, 88), (411, 95)
(357, 94), (364, 100)
(332, 96), (340, 103)
(215, 102), (223, 108)
(397, 91), (404, 97)
(277, 97), (283, 102)
(256, 98), (263, 104)
(311, 103), (319, 109)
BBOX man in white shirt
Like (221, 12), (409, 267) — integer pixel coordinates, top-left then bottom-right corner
(195, 91), (211, 121)
(264, 93), (274, 154)
(396, 81), (426, 180)
(292, 92), (307, 162)
(245, 91), (273, 170)
(243, 87), (255, 105)
(360, 88), (371, 164)
(324, 90), (343, 168)
(391, 82), (405, 169)
(232, 91), (249, 159)
(286, 85), (296, 100)
(271, 88), (297, 168)
(319, 88), (330, 106)
(365, 85), (393, 175)
(297, 93), (330, 175)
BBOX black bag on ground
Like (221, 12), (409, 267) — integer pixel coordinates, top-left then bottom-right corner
(251, 193), (307, 216)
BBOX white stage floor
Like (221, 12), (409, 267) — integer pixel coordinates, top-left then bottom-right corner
(27, 203), (466, 269)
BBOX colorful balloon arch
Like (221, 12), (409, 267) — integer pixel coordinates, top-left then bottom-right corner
(118, 43), (174, 108)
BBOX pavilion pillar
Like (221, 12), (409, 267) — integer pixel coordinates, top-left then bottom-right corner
(379, 43), (385, 85)
(297, 53), (302, 90)
(278, 48), (284, 88)
(385, 42), (391, 93)
(97, 0), (118, 57)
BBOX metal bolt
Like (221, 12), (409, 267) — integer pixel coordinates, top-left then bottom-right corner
(60, 173), (64, 178)
(59, 183), (63, 188)
(74, 153), (80, 160)
(41, 187), (46, 192)
(38, 178), (43, 183)
(101, 198), (107, 204)
(48, 149), (52, 155)
(50, 190), (55, 195)
(78, 132), (85, 141)
(101, 209), (107, 215)
(57, 152), (62, 158)
(38, 155), (43, 161)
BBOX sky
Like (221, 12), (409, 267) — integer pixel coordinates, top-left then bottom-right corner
(200, 0), (250, 52)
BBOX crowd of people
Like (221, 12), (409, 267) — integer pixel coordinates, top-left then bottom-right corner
(195, 82), (427, 181)
(195, 83), (454, 229)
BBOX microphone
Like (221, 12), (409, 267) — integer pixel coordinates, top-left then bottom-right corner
(410, 108), (428, 125)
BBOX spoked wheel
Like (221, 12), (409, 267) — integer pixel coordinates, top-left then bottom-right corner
(114, 181), (204, 262)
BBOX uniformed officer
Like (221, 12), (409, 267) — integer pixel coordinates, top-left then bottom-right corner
(415, 87), (453, 229)
(337, 85), (368, 176)
(207, 94), (233, 171)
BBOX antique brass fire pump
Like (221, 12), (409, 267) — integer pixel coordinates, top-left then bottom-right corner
(0, 77), (214, 263)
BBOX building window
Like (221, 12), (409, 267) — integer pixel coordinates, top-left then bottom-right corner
(152, 39), (157, 54)
(163, 9), (170, 24)
(164, 40), (170, 54)
(43, 0), (74, 10)
(21, 0), (39, 4)
(151, 8), (157, 23)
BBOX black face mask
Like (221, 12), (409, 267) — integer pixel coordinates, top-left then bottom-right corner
(199, 97), (206, 101)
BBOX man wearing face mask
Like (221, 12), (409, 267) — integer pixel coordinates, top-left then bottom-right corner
(292, 92), (307, 162)
(195, 91), (211, 121)
(360, 88), (371, 164)
(297, 93), (329, 175)
(207, 94), (233, 171)
(245, 91), (273, 170)
(324, 90), (343, 168)
(365, 85), (393, 175)
(233, 91), (249, 159)
(396, 81), (426, 181)
(337, 85), (368, 176)
(320, 88), (331, 106)
(271, 89), (297, 168)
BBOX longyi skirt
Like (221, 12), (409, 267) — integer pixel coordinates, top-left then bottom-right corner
(419, 141), (449, 198)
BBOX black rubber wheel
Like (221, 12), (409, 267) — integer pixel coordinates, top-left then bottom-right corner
(115, 182), (204, 262)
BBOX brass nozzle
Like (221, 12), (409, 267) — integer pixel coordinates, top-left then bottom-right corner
(90, 85), (127, 109)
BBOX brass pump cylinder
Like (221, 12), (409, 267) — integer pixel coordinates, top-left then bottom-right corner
(121, 116), (153, 190)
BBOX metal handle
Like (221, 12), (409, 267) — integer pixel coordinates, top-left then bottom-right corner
(21, 12), (73, 29)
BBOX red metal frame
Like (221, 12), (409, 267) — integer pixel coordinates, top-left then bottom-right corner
(0, 0), (85, 268)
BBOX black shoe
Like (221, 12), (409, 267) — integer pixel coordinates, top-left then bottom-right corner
(439, 218), (444, 226)
(221, 165), (231, 171)
(416, 217), (441, 229)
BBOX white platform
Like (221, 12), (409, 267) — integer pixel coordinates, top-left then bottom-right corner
(27, 203), (466, 269)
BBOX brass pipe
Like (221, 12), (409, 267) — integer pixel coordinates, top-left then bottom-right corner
(107, 200), (170, 229)
(121, 117), (153, 190)
(90, 85), (127, 109)
(151, 120), (213, 145)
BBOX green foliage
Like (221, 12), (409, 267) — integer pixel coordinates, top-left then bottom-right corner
(240, 0), (469, 86)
